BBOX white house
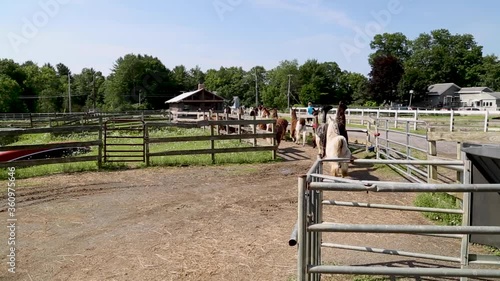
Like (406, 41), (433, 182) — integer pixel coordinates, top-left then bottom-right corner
(457, 87), (500, 111)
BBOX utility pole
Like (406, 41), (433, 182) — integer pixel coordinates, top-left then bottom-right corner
(254, 69), (258, 107)
(287, 74), (292, 109)
(68, 73), (71, 113)
(92, 72), (96, 111)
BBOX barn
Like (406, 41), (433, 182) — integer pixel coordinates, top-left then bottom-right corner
(165, 84), (225, 112)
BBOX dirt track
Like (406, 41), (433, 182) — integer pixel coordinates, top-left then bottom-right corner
(0, 139), (496, 281)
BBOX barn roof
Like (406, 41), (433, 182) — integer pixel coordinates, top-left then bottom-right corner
(165, 88), (224, 104)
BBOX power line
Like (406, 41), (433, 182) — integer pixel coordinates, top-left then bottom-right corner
(18, 93), (89, 99)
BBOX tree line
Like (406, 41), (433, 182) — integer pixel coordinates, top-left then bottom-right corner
(1, 28), (499, 113)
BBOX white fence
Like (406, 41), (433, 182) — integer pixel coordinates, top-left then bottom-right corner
(290, 107), (500, 132)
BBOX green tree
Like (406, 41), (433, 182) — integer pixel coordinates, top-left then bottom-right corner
(403, 29), (483, 102)
(240, 66), (266, 107)
(343, 71), (369, 105)
(369, 32), (412, 65)
(368, 55), (404, 104)
(104, 54), (173, 111)
(187, 65), (205, 90)
(479, 55), (500, 91)
(203, 66), (248, 104)
(36, 64), (64, 113)
(261, 60), (300, 109)
(0, 74), (23, 112)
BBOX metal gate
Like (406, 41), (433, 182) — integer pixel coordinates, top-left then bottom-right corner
(103, 119), (146, 163)
(293, 157), (500, 281)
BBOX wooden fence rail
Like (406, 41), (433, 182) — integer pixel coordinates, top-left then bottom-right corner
(0, 117), (278, 169)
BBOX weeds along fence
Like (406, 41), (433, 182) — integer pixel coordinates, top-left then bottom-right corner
(292, 157), (500, 281)
(0, 117), (278, 169)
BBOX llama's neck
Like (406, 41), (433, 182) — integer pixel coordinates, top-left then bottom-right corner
(327, 116), (340, 138)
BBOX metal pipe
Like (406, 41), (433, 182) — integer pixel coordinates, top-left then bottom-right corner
(349, 159), (464, 166)
(308, 265), (500, 278)
(308, 223), (500, 234)
(417, 233), (463, 239)
(322, 200), (463, 214)
(322, 243), (461, 263)
(297, 176), (307, 281)
(306, 160), (322, 182)
(289, 222), (298, 246)
(309, 182), (376, 192)
(309, 181), (500, 192)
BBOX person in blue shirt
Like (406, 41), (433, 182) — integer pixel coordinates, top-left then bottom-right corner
(307, 102), (314, 115)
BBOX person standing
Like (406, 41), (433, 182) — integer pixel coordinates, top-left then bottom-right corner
(307, 102), (314, 115)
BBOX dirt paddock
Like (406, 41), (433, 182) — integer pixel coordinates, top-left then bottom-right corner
(0, 141), (497, 281)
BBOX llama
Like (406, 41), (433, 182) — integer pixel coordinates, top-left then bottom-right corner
(324, 102), (351, 177)
(325, 134), (351, 177)
(313, 105), (333, 158)
(258, 107), (270, 131)
(274, 118), (289, 148)
(290, 108), (298, 142)
(336, 101), (349, 145)
(295, 117), (307, 146)
(267, 108), (279, 132)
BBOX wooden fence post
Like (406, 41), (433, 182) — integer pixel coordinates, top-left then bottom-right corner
(484, 110), (489, 132)
(449, 110), (454, 132)
(253, 115), (257, 147)
(413, 109), (418, 131)
(145, 122), (150, 167)
(237, 114), (242, 142)
(97, 116), (103, 169)
(428, 132), (438, 182)
(456, 142), (462, 183)
(271, 121), (276, 160)
(394, 111), (398, 129)
(210, 125), (215, 164)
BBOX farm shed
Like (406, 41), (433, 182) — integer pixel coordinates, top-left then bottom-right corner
(165, 84), (224, 112)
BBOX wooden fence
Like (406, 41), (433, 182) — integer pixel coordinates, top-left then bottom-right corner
(0, 117), (278, 169)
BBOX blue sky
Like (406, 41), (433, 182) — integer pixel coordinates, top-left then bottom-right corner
(1, 0), (499, 77)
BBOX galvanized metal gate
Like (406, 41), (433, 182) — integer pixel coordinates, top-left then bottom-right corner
(103, 119), (146, 163)
(293, 157), (500, 281)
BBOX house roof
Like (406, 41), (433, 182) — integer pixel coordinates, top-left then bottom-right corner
(165, 88), (224, 104)
(461, 92), (500, 100)
(491, 92), (500, 99)
(458, 87), (493, 94)
(427, 83), (461, 95)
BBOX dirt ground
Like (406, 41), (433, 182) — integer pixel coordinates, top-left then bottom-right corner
(1, 138), (497, 281)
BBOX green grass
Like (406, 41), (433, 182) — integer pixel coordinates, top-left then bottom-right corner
(0, 127), (277, 180)
(414, 192), (462, 226)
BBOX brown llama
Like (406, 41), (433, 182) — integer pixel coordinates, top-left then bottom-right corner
(290, 108), (298, 142)
(258, 107), (270, 131)
(267, 108), (279, 132)
(275, 118), (289, 148)
(336, 101), (348, 145)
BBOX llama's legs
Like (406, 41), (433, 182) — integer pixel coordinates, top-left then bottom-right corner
(316, 136), (322, 157)
(302, 131), (306, 146)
